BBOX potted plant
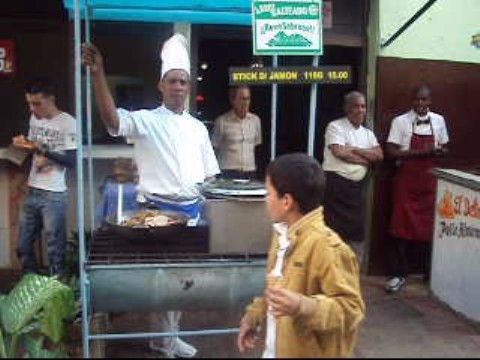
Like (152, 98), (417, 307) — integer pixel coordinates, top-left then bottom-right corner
(0, 273), (75, 358)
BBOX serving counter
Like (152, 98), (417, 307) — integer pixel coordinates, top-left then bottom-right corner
(431, 168), (480, 322)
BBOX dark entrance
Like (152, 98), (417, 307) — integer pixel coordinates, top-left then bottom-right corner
(195, 25), (365, 178)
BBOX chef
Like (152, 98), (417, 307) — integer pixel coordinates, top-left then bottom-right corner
(82, 33), (220, 358)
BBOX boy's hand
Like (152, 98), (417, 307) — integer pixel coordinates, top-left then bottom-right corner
(266, 286), (302, 317)
(237, 319), (262, 352)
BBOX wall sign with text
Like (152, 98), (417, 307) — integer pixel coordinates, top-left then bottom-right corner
(229, 66), (352, 85)
(253, 0), (323, 55)
(0, 40), (15, 76)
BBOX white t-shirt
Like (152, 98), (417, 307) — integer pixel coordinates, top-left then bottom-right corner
(322, 117), (379, 181)
(263, 223), (290, 359)
(387, 110), (449, 150)
(112, 105), (220, 198)
(27, 112), (77, 192)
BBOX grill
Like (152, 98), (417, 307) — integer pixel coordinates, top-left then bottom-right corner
(87, 227), (210, 265)
(86, 228), (267, 313)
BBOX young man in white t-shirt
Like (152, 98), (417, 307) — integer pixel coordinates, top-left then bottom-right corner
(12, 78), (76, 277)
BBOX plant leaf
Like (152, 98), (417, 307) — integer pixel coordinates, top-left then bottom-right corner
(23, 336), (66, 358)
(0, 326), (7, 359)
(39, 288), (75, 343)
(1, 274), (72, 336)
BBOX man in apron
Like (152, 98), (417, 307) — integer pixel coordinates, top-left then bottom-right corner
(385, 85), (449, 293)
(83, 34), (220, 357)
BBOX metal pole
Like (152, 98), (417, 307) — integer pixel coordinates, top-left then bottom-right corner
(307, 55), (319, 156)
(270, 55), (278, 160)
(74, 0), (89, 357)
(85, 4), (95, 233)
(89, 328), (240, 341)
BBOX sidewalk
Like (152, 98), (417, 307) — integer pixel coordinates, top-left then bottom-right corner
(357, 275), (480, 358)
(3, 269), (480, 358)
(105, 275), (480, 358)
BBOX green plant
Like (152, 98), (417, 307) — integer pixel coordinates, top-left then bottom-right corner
(0, 273), (75, 358)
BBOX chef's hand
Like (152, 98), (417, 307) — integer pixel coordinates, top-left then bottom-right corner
(266, 286), (302, 317)
(82, 43), (104, 74)
(237, 319), (263, 352)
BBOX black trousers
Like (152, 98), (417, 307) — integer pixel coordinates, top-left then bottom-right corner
(219, 169), (257, 180)
(386, 235), (432, 279)
(323, 172), (366, 244)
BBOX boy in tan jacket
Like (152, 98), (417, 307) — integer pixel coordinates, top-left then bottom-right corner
(237, 153), (366, 358)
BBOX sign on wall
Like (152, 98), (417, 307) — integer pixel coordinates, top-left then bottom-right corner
(253, 0), (323, 55)
(229, 65), (351, 85)
(436, 183), (480, 241)
(0, 40), (15, 76)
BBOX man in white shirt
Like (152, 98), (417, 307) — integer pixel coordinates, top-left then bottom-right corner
(12, 78), (77, 278)
(384, 85), (449, 293)
(82, 34), (219, 358)
(322, 91), (383, 259)
(213, 86), (262, 180)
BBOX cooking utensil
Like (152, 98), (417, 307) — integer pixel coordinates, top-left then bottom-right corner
(104, 209), (190, 242)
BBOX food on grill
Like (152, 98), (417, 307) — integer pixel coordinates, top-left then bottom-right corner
(120, 209), (182, 227)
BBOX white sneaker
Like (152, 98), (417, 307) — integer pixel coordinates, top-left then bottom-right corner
(149, 338), (197, 358)
(385, 276), (406, 293)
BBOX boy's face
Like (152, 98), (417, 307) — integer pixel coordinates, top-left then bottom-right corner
(265, 175), (288, 223)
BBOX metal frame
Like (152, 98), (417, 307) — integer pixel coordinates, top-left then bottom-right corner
(72, 2), (270, 357)
(72, 1), (322, 356)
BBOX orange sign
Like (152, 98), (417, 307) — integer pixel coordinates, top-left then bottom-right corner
(437, 189), (480, 220)
(0, 40), (15, 76)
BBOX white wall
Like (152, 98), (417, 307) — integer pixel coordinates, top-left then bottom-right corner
(431, 174), (480, 322)
(379, 0), (480, 64)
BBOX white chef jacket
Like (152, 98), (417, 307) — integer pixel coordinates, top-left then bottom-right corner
(110, 105), (220, 199)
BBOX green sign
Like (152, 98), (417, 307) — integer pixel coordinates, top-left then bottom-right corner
(229, 66), (352, 85)
(253, 0), (323, 55)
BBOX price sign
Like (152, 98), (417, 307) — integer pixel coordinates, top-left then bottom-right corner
(229, 66), (352, 85)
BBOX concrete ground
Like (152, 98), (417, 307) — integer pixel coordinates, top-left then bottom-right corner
(101, 275), (480, 358)
(2, 270), (480, 358)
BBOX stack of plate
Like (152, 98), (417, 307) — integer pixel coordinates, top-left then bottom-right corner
(200, 178), (267, 198)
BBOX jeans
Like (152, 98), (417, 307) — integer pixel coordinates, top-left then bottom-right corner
(17, 187), (68, 276)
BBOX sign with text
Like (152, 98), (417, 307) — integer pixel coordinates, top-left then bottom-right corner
(253, 0), (323, 55)
(436, 182), (480, 241)
(0, 40), (15, 76)
(229, 66), (351, 85)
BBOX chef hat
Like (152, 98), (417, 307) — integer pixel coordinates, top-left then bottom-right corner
(160, 33), (191, 79)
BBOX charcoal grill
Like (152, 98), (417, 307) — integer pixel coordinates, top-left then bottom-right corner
(86, 229), (267, 313)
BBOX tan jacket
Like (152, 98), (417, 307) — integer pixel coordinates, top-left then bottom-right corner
(242, 206), (366, 358)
